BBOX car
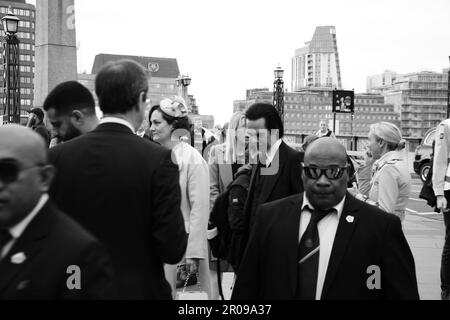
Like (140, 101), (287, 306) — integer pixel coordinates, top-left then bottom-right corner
(414, 128), (436, 182)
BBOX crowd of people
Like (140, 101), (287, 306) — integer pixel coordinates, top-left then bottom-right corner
(0, 58), (448, 300)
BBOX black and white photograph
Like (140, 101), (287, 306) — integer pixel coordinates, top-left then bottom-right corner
(0, 0), (449, 306)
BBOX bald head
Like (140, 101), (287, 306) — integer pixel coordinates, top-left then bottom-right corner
(302, 138), (349, 210)
(0, 125), (47, 166)
(305, 138), (347, 166)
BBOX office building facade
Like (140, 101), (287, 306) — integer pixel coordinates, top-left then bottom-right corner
(385, 70), (449, 138)
(243, 89), (400, 147)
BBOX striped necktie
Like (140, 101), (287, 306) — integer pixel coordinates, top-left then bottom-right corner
(296, 207), (336, 300)
(0, 229), (12, 259)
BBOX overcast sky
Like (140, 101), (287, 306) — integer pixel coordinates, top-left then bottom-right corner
(29, 0), (450, 125)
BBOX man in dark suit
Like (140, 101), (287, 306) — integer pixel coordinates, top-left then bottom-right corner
(48, 60), (187, 299)
(232, 138), (419, 300)
(236, 103), (303, 272)
(43, 81), (100, 143)
(0, 125), (117, 300)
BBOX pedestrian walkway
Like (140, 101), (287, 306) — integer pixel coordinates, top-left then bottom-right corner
(403, 212), (445, 300)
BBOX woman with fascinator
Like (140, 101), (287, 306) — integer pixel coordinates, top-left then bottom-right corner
(149, 96), (212, 299)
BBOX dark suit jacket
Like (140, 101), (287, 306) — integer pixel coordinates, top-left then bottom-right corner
(48, 123), (187, 300)
(33, 123), (50, 148)
(245, 141), (304, 228)
(0, 201), (117, 300)
(232, 193), (420, 300)
(237, 142), (303, 271)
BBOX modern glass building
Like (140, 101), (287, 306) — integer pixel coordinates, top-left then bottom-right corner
(292, 26), (342, 91)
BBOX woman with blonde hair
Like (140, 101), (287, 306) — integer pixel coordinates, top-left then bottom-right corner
(209, 111), (247, 210)
(366, 122), (411, 221)
(208, 111), (248, 300)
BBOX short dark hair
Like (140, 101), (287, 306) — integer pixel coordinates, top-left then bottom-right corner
(95, 59), (149, 115)
(245, 103), (284, 138)
(43, 81), (95, 116)
(149, 105), (191, 132)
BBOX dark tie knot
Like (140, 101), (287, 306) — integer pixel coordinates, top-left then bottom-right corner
(0, 229), (12, 248)
(311, 208), (336, 224)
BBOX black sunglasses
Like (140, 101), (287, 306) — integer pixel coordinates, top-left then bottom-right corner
(302, 165), (348, 180)
(0, 159), (43, 184)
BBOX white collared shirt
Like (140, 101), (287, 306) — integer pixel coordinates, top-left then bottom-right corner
(265, 139), (283, 167)
(1, 194), (49, 259)
(100, 117), (135, 134)
(300, 194), (345, 300)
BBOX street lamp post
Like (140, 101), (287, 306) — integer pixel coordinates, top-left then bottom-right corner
(176, 74), (192, 112)
(1, 11), (20, 125)
(273, 66), (285, 122)
(447, 56), (450, 119)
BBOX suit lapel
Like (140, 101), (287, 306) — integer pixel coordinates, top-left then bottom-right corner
(284, 195), (303, 297)
(321, 194), (360, 299)
(0, 203), (54, 294)
(259, 142), (287, 203)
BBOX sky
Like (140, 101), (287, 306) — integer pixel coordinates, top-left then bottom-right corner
(28, 0), (450, 125)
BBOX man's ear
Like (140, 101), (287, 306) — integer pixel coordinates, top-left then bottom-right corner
(39, 165), (56, 193)
(70, 110), (84, 125)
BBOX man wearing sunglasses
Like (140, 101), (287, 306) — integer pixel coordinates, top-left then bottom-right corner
(233, 138), (419, 300)
(0, 125), (117, 299)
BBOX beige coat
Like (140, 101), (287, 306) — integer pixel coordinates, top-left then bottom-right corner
(369, 151), (411, 221)
(208, 143), (234, 211)
(164, 141), (212, 298)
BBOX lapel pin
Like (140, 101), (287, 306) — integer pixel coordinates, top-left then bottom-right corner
(16, 280), (30, 291)
(346, 216), (355, 224)
(11, 252), (27, 265)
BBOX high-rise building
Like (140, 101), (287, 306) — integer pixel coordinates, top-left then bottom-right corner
(367, 70), (403, 94)
(291, 26), (342, 91)
(384, 70), (449, 138)
(0, 0), (36, 117)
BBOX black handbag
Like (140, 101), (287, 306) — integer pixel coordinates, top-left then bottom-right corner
(419, 164), (437, 209)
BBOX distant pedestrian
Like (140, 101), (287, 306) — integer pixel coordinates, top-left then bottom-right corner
(315, 120), (336, 138)
(26, 108), (50, 147)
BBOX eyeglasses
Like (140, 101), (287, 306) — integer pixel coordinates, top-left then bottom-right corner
(0, 159), (43, 184)
(302, 165), (348, 180)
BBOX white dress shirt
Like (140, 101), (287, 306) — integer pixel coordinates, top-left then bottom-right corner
(264, 139), (283, 167)
(1, 194), (49, 259)
(100, 117), (135, 134)
(300, 194), (345, 300)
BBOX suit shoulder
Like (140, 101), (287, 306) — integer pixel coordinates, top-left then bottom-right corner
(52, 209), (103, 248)
(258, 194), (302, 221)
(351, 196), (400, 227)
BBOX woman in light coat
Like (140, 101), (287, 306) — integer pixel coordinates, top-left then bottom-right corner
(367, 122), (411, 221)
(149, 97), (212, 299)
(208, 111), (248, 299)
